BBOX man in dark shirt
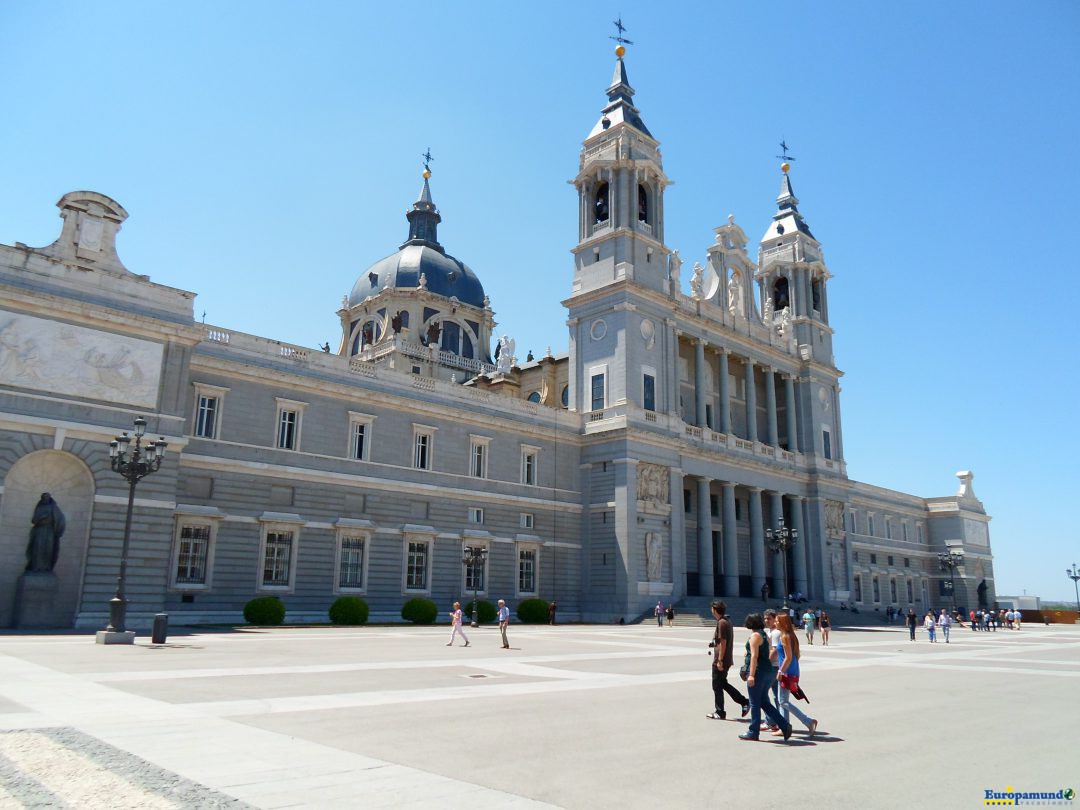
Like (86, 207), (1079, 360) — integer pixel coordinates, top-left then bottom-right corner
(706, 600), (750, 720)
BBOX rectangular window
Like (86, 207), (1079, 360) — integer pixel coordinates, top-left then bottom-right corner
(854, 575), (863, 602)
(470, 440), (488, 479)
(468, 507), (484, 525)
(853, 551), (860, 563)
(277, 410), (298, 449)
(520, 512), (534, 529)
(521, 447), (539, 486)
(849, 511), (856, 533)
(684, 489), (692, 513)
(710, 493), (719, 517)
(464, 545), (486, 592)
(872, 576), (881, 603)
(887, 555), (894, 566)
(886, 518), (892, 539)
(175, 525), (210, 585)
(907, 580), (914, 603)
(705, 403), (713, 429)
(338, 536), (365, 589)
(262, 530), (293, 587)
(870, 553), (877, 565)
(904, 557), (910, 568)
(822, 427), (832, 460)
(735, 499), (743, 521)
(406, 540), (429, 590)
(591, 373), (605, 411)
(918, 524), (925, 544)
(890, 579), (897, 602)
(518, 547), (537, 594)
(868, 514), (876, 537)
(195, 396), (218, 439)
(414, 431), (432, 470)
(643, 373), (656, 412)
(351, 421), (367, 460)
(902, 521), (909, 542)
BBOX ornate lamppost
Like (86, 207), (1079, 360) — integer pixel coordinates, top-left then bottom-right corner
(766, 516), (798, 610)
(938, 550), (964, 612)
(462, 545), (488, 628)
(1067, 563), (1080, 616)
(103, 417), (167, 638)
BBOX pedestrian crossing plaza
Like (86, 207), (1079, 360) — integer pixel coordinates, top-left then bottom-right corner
(0, 621), (1076, 808)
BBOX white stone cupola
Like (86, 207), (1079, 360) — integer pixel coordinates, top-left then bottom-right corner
(570, 44), (671, 298)
(756, 164), (834, 363)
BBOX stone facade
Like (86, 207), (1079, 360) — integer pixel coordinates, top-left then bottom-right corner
(0, 50), (994, 629)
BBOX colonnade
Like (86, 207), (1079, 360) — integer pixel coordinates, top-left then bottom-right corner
(689, 338), (800, 453)
(686, 475), (811, 599)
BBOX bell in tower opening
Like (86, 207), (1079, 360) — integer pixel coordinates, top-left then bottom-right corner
(595, 183), (610, 223)
(772, 276), (790, 310)
(638, 185), (648, 223)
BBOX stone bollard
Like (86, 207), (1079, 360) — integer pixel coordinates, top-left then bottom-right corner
(152, 613), (169, 644)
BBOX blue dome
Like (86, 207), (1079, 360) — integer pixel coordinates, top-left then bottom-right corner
(350, 244), (485, 307)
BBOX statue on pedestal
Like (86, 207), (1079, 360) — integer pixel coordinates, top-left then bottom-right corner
(26, 493), (65, 573)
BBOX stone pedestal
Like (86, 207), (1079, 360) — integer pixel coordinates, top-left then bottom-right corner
(95, 630), (136, 645)
(13, 571), (63, 629)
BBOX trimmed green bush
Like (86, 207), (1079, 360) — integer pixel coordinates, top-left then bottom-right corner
(243, 596), (285, 626)
(328, 596), (369, 625)
(517, 598), (549, 624)
(463, 599), (497, 624)
(401, 596), (438, 624)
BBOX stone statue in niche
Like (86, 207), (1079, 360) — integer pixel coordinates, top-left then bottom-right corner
(668, 250), (682, 292)
(776, 306), (791, 338)
(645, 532), (663, 582)
(728, 272), (742, 316)
(690, 263), (704, 299)
(825, 499), (845, 536)
(636, 463), (670, 505)
(830, 550), (843, 590)
(391, 312), (403, 333)
(762, 297), (774, 326)
(25, 493), (65, 573)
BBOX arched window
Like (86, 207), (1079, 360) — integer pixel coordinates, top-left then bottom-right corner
(561, 385), (569, 408)
(462, 333), (474, 359)
(638, 184), (648, 223)
(527, 391), (542, 404)
(772, 277), (790, 310)
(594, 183), (609, 223)
(352, 318), (383, 354)
(440, 322), (461, 354)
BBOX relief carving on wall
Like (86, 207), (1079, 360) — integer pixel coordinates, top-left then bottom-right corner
(636, 463), (670, 505)
(645, 531), (663, 582)
(825, 499), (846, 538)
(0, 312), (163, 408)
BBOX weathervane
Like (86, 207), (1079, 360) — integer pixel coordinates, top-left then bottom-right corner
(776, 139), (797, 163)
(422, 147), (434, 174)
(609, 16), (633, 46)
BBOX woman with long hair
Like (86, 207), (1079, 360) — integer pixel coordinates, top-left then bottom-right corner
(819, 610), (831, 646)
(774, 614), (818, 738)
(738, 613), (792, 742)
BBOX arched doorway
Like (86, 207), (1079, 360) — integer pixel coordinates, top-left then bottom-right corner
(0, 450), (95, 627)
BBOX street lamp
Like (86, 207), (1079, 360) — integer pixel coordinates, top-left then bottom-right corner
(1067, 563), (1080, 616)
(938, 551), (964, 612)
(461, 545), (488, 628)
(104, 416), (167, 637)
(765, 516), (798, 610)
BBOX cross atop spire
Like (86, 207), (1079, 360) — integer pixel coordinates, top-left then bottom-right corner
(422, 148), (433, 174)
(776, 139), (797, 163)
(609, 16), (633, 46)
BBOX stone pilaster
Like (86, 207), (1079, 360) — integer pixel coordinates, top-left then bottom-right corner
(722, 481), (738, 597)
(749, 487), (765, 595)
(697, 476), (714, 597)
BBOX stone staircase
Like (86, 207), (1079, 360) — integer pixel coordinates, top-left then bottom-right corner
(668, 596), (889, 629)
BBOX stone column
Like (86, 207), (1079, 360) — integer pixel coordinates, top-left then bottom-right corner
(790, 495), (808, 598)
(749, 487), (765, 595)
(694, 338), (707, 428)
(722, 481), (738, 597)
(744, 358), (758, 442)
(666, 323), (679, 418)
(669, 467), (686, 599)
(784, 374), (798, 453)
(769, 491), (785, 597)
(764, 367), (778, 447)
(697, 476), (714, 597)
(718, 349), (731, 434)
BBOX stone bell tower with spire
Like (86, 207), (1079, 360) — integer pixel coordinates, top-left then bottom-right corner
(569, 40), (672, 298)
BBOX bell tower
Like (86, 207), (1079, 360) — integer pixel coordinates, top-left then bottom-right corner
(570, 40), (671, 298)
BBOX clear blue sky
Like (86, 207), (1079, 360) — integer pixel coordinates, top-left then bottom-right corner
(2, 2), (1078, 601)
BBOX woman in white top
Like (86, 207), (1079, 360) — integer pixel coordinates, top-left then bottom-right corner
(447, 601), (470, 647)
(923, 611), (936, 642)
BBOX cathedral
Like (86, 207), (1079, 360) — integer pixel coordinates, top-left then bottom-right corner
(0, 44), (994, 630)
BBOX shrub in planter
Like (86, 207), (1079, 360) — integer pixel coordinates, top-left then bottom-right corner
(401, 596), (438, 624)
(517, 597), (549, 624)
(462, 599), (497, 624)
(243, 596), (285, 626)
(328, 596), (369, 625)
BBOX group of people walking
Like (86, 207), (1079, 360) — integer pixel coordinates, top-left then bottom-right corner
(707, 602), (820, 742)
(446, 600), (512, 649)
(902, 606), (1024, 642)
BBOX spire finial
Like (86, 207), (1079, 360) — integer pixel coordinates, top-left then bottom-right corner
(422, 147), (433, 179)
(610, 15), (632, 56)
(776, 139), (796, 173)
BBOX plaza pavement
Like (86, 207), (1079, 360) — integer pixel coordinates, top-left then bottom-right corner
(0, 620), (1077, 809)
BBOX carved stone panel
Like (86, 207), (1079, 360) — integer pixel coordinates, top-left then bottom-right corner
(825, 499), (845, 538)
(0, 311), (163, 408)
(636, 463), (670, 505)
(645, 532), (663, 582)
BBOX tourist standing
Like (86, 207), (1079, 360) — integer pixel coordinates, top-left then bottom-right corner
(447, 601), (470, 647)
(548, 600), (557, 625)
(906, 609), (917, 641)
(969, 609), (978, 631)
(802, 608), (816, 645)
(705, 600), (750, 721)
(924, 611), (936, 642)
(937, 608), (952, 643)
(737, 613), (792, 742)
(761, 582), (770, 603)
(497, 599), (510, 649)
(655, 601), (664, 627)
(774, 614), (818, 738)
(1014, 609), (1022, 630)
(666, 604), (675, 627)
(819, 610), (831, 646)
